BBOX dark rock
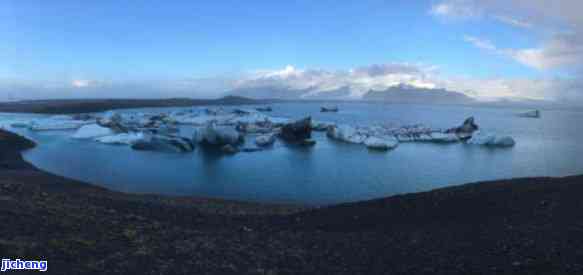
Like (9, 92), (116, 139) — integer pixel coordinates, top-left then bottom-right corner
(280, 117), (312, 142)
(241, 147), (263, 153)
(221, 144), (239, 154)
(232, 109), (251, 115)
(518, 110), (540, 118)
(256, 106), (273, 112)
(300, 139), (316, 146)
(445, 117), (479, 139)
(321, 106), (339, 112)
(131, 135), (194, 153)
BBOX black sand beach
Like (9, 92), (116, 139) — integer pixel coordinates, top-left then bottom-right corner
(1, 100), (582, 274)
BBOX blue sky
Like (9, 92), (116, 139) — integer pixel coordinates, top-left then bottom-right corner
(1, 0), (581, 100)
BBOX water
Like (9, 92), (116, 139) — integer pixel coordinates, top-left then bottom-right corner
(4, 102), (583, 205)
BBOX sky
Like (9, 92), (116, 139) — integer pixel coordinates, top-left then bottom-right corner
(1, 0), (582, 102)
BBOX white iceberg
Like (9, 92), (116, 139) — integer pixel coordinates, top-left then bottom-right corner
(193, 124), (243, 145)
(230, 113), (269, 124)
(95, 132), (145, 145)
(326, 125), (367, 144)
(29, 119), (90, 131)
(467, 131), (515, 147)
(266, 116), (291, 126)
(364, 136), (398, 150)
(72, 124), (115, 139)
(428, 132), (460, 143)
(255, 133), (276, 147)
(175, 114), (235, 126)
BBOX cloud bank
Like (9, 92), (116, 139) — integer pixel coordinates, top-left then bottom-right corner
(230, 64), (568, 101)
(429, 0), (583, 103)
(231, 64), (439, 99)
(432, 0), (583, 71)
(0, 62), (572, 103)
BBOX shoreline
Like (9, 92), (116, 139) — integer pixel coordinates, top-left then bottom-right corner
(2, 129), (583, 274)
(0, 96), (275, 114)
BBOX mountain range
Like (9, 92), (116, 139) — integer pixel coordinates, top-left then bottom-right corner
(230, 83), (475, 104)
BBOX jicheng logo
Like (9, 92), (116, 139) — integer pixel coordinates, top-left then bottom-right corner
(1, 259), (48, 272)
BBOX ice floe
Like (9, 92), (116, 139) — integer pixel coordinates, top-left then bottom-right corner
(72, 124), (115, 139)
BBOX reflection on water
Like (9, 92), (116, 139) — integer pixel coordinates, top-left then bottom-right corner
(4, 102), (583, 205)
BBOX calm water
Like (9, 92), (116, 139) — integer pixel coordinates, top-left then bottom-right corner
(5, 102), (583, 205)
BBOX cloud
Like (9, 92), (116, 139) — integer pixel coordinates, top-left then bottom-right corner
(430, 0), (583, 103)
(351, 63), (424, 77)
(429, 0), (482, 19)
(0, 76), (235, 101)
(464, 33), (583, 70)
(2, 63), (579, 104)
(492, 15), (532, 28)
(463, 36), (496, 51)
(434, 0), (583, 71)
(71, 79), (97, 88)
(231, 64), (578, 102)
(438, 76), (559, 100)
(233, 64), (439, 99)
(515, 34), (583, 69)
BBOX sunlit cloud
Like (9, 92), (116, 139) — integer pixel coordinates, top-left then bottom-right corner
(234, 63), (440, 99)
(71, 79), (94, 88)
(429, 0), (482, 20)
(493, 15), (532, 29)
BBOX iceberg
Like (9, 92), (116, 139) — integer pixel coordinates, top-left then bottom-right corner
(255, 133), (276, 147)
(445, 117), (479, 140)
(280, 117), (312, 142)
(427, 132), (460, 143)
(364, 136), (398, 151)
(95, 132), (145, 145)
(72, 124), (115, 139)
(49, 115), (73, 120)
(321, 106), (339, 112)
(326, 125), (367, 144)
(255, 106), (272, 112)
(175, 114), (235, 126)
(311, 120), (334, 131)
(193, 124), (243, 146)
(10, 121), (32, 128)
(467, 131), (515, 147)
(30, 119), (90, 131)
(517, 110), (540, 118)
(131, 135), (194, 153)
(237, 123), (273, 134)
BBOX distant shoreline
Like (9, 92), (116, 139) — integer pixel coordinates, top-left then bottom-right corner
(0, 96), (275, 114)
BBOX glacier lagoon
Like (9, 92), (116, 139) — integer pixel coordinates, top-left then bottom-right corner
(3, 101), (582, 205)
